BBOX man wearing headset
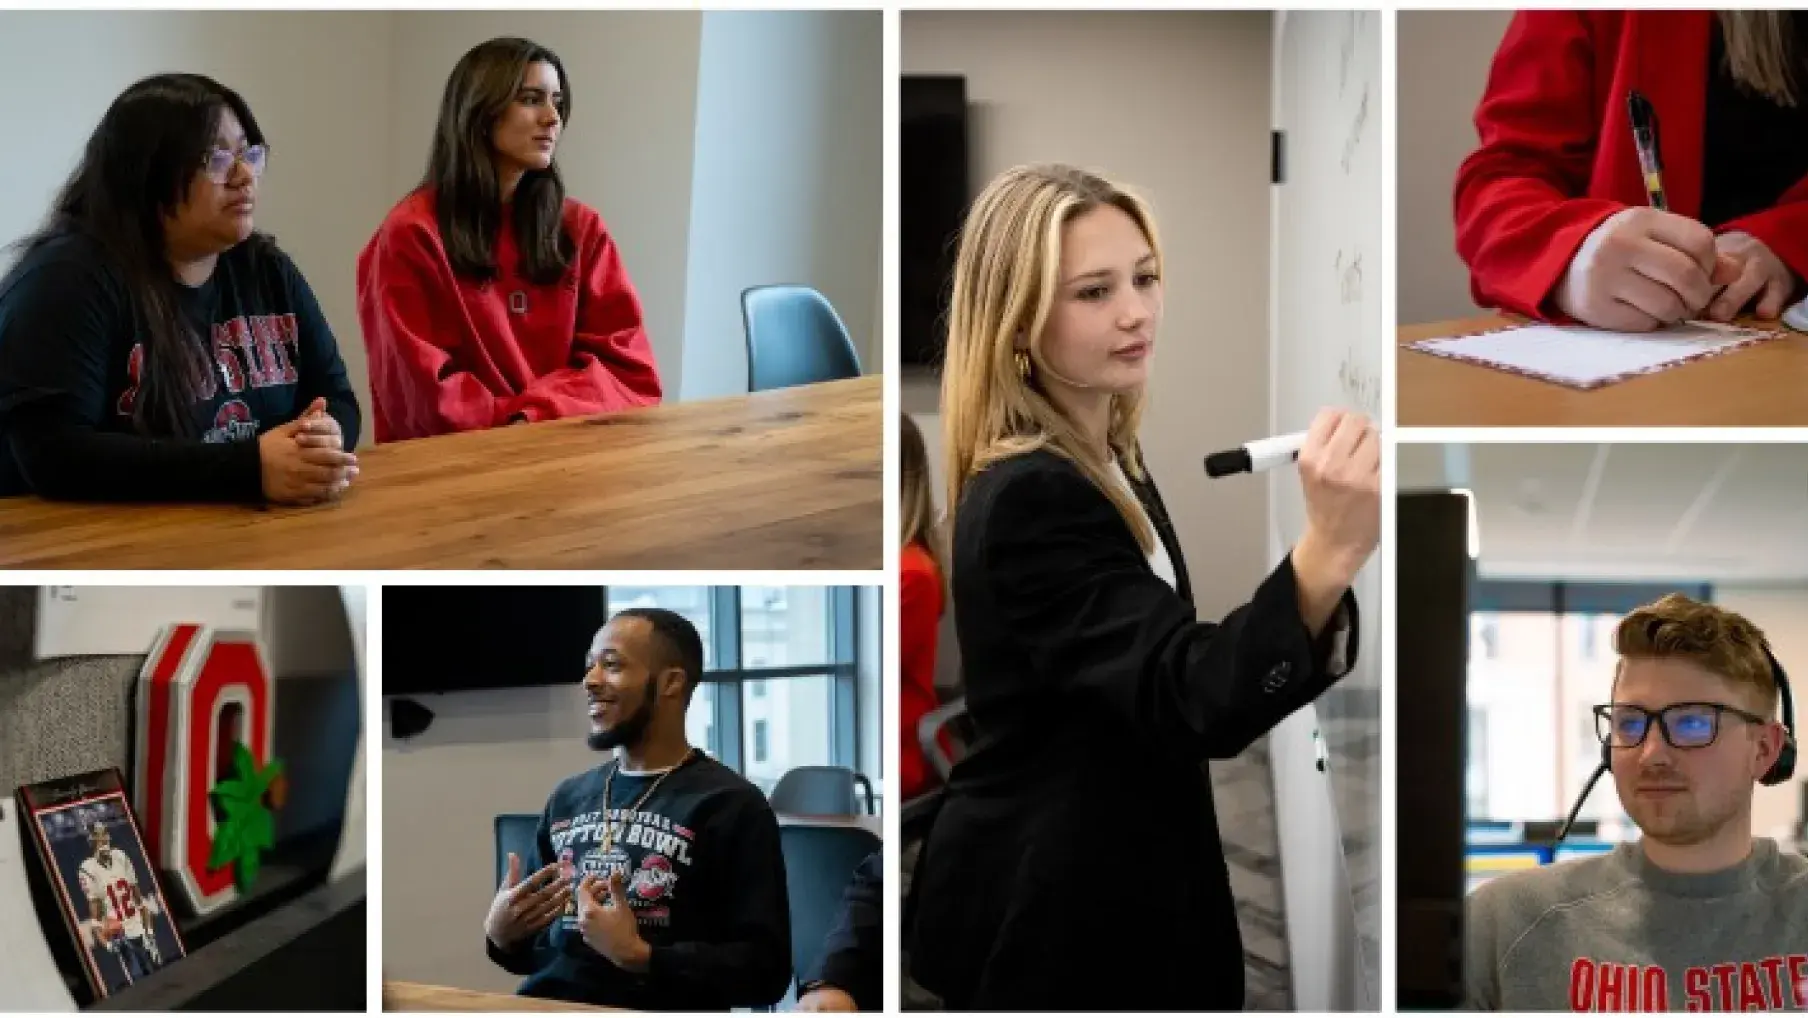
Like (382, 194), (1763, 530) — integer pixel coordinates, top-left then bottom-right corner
(1466, 594), (1806, 1012)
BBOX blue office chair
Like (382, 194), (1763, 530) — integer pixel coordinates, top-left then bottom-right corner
(740, 285), (862, 392)
(779, 823), (882, 1002)
(770, 766), (875, 816)
(493, 813), (541, 888)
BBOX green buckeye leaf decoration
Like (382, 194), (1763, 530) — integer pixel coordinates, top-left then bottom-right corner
(207, 742), (287, 896)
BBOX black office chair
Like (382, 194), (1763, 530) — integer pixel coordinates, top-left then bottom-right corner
(493, 813), (541, 887)
(918, 696), (970, 783)
(769, 766), (875, 816)
(900, 697), (970, 840)
(779, 823), (882, 1003)
(741, 285), (862, 392)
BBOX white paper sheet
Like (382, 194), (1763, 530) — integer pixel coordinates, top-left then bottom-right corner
(0, 798), (78, 1010)
(34, 586), (262, 659)
(1783, 297), (1808, 333)
(1409, 321), (1774, 390)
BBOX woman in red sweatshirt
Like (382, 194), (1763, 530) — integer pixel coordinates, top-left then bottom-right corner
(899, 412), (949, 805)
(358, 37), (662, 442)
(1456, 11), (1808, 332)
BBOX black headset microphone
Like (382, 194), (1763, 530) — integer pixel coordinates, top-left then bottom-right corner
(1554, 643), (1799, 844)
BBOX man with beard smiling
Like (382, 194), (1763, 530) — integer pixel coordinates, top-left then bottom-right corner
(1466, 595), (1808, 1012)
(482, 607), (793, 1009)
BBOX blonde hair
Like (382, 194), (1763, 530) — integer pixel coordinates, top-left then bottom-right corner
(1615, 594), (1778, 714)
(1718, 11), (1800, 107)
(899, 411), (946, 608)
(940, 163), (1164, 553)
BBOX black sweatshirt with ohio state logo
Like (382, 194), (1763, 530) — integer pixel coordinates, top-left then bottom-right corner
(0, 230), (360, 501)
(485, 753), (793, 1010)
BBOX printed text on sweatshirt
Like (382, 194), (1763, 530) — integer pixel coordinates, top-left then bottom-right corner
(1466, 839), (1808, 1011)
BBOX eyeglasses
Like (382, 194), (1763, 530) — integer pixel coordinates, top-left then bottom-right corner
(202, 144), (267, 184)
(1593, 701), (1769, 750)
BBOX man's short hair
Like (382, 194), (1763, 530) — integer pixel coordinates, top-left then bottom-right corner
(1615, 594), (1777, 714)
(611, 607), (704, 698)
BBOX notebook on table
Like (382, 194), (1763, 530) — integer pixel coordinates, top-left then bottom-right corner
(1406, 320), (1783, 391)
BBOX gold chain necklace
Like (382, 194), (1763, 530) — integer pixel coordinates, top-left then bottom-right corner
(599, 748), (697, 856)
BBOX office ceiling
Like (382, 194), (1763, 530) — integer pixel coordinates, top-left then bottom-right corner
(1396, 443), (1808, 583)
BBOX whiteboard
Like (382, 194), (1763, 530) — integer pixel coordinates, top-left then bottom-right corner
(1270, 9), (1381, 1011)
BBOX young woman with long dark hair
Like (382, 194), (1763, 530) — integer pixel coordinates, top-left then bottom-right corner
(358, 37), (662, 442)
(0, 73), (360, 503)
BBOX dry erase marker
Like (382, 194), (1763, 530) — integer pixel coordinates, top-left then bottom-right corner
(1204, 432), (1307, 477)
(1627, 90), (1667, 211)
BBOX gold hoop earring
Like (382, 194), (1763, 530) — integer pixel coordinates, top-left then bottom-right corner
(1014, 350), (1031, 380)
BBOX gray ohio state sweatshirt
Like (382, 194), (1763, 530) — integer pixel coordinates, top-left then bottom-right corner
(1465, 839), (1808, 1011)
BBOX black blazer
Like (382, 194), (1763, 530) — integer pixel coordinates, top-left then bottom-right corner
(904, 448), (1359, 1011)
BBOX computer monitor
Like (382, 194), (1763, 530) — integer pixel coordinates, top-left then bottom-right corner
(1550, 840), (1616, 864)
(1464, 844), (1549, 895)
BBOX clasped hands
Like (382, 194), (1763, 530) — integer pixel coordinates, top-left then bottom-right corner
(258, 396), (358, 505)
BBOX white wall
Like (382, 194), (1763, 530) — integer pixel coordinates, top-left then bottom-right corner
(900, 10), (1274, 623)
(681, 11), (883, 400)
(382, 686), (604, 993)
(0, 11), (395, 441)
(1396, 10), (1514, 325)
(384, 12), (704, 398)
(1713, 586), (1808, 845)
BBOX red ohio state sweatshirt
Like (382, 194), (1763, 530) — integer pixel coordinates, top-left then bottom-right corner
(357, 190), (662, 443)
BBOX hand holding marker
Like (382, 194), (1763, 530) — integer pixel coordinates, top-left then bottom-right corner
(1205, 410), (1382, 623)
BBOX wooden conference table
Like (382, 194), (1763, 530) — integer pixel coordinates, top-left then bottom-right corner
(1397, 315), (1808, 426)
(383, 980), (623, 1012)
(0, 376), (881, 569)
(777, 812), (883, 839)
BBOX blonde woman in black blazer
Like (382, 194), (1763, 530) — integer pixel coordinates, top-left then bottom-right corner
(903, 164), (1380, 1011)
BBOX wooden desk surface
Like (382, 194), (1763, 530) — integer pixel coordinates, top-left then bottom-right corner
(383, 980), (622, 1012)
(0, 376), (881, 569)
(1398, 316), (1808, 426)
(777, 812), (883, 838)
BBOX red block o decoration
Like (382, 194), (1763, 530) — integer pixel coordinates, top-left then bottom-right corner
(132, 625), (275, 916)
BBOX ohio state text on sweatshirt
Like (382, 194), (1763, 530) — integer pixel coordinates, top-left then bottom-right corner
(1465, 839), (1808, 1011)
(484, 754), (792, 1010)
(356, 190), (662, 442)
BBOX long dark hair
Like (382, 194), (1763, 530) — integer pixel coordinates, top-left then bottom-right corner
(13, 73), (267, 437)
(424, 37), (575, 285)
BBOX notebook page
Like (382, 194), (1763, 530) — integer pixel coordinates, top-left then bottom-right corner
(1409, 322), (1771, 390)
(0, 798), (78, 1010)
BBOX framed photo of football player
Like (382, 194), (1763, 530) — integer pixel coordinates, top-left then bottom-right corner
(16, 767), (187, 1001)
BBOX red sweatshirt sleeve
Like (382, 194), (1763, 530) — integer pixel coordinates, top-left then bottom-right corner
(509, 213), (663, 423)
(1453, 11), (1627, 319)
(899, 549), (949, 801)
(358, 215), (513, 440)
